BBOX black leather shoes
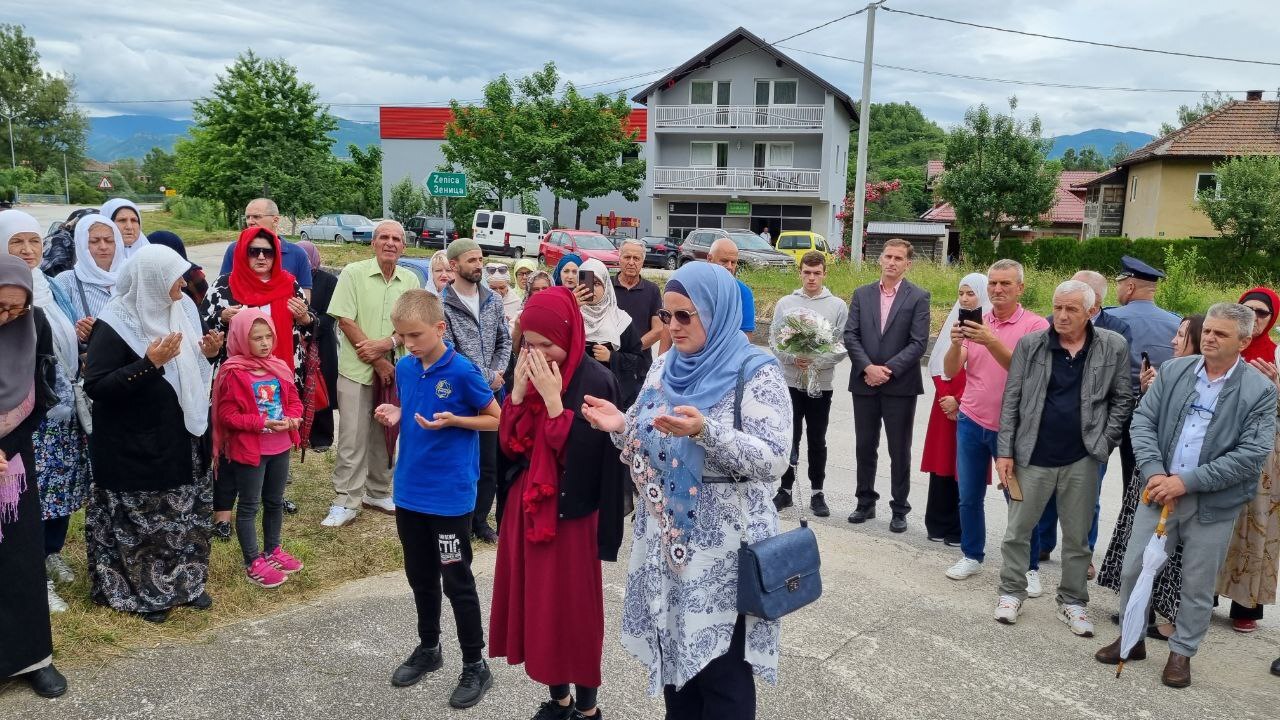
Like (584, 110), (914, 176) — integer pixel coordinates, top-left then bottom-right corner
(139, 608), (170, 624)
(187, 590), (213, 610)
(1270, 656), (1280, 677)
(847, 507), (875, 524)
(772, 488), (793, 511)
(889, 514), (908, 533)
(392, 644), (443, 687)
(809, 492), (830, 517)
(25, 665), (67, 698)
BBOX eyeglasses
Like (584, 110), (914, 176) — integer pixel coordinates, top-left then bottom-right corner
(247, 246), (274, 259)
(657, 308), (699, 326)
(1251, 306), (1272, 319)
(485, 266), (509, 277)
(244, 214), (278, 222)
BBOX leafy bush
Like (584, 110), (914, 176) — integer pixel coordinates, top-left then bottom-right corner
(962, 235), (996, 267)
(1154, 245), (1215, 317)
(1078, 236), (1128, 272)
(163, 196), (230, 231)
(1035, 236), (1081, 270)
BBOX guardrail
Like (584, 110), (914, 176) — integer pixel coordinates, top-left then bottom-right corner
(652, 166), (821, 193)
(654, 105), (825, 128)
(16, 193), (65, 204)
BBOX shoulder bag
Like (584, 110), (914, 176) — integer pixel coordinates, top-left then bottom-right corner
(72, 277), (93, 434)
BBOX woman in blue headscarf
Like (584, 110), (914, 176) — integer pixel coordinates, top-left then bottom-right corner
(551, 253), (583, 289)
(581, 262), (790, 718)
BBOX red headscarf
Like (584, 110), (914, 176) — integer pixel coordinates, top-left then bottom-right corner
(1239, 286), (1279, 363)
(228, 227), (298, 367)
(212, 309), (297, 467)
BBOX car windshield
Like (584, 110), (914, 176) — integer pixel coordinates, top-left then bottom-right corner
(730, 232), (772, 250)
(643, 237), (665, 246)
(572, 233), (615, 250)
(343, 215), (374, 226)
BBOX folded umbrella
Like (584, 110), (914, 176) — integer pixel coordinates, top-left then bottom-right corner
(1116, 496), (1173, 678)
(374, 356), (399, 469)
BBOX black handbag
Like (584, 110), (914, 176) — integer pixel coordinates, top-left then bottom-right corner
(729, 361), (823, 621)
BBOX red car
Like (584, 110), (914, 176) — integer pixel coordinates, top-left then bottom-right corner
(538, 229), (621, 270)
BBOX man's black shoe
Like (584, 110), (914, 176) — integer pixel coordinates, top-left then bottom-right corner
(810, 492), (830, 517)
(772, 488), (793, 511)
(25, 665), (67, 698)
(1270, 656), (1279, 677)
(889, 513), (907, 533)
(847, 507), (875, 524)
(475, 523), (499, 544)
(391, 644), (443, 687)
(572, 709), (604, 719)
(186, 590), (213, 610)
(449, 659), (493, 709)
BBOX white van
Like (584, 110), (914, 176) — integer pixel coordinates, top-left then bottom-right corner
(471, 210), (551, 258)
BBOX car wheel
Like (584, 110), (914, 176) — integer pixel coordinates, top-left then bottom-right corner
(512, 247), (524, 259)
(299, 232), (310, 242)
(335, 234), (345, 245)
(664, 254), (677, 270)
(537, 254), (546, 266)
(678, 257), (690, 268)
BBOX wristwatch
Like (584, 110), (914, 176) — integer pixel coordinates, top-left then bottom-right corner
(690, 418), (708, 442)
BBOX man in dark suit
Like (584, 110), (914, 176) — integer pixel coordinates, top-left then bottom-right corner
(844, 238), (931, 532)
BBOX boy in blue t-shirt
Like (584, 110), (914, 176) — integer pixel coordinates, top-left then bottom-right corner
(373, 289), (500, 709)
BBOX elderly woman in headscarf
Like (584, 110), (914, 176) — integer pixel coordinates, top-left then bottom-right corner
(921, 273), (990, 546)
(297, 240), (340, 452)
(425, 249), (453, 297)
(2, 211), (91, 614)
(512, 258), (537, 300)
(83, 245), (217, 624)
(99, 198), (149, 261)
(552, 253), (583, 289)
(40, 207), (96, 278)
(148, 230), (209, 309)
(574, 257), (646, 408)
(484, 262), (523, 331)
(52, 214), (124, 342)
(582, 262), (790, 718)
(0, 254), (69, 699)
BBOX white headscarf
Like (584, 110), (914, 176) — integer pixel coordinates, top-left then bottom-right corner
(99, 198), (149, 260)
(98, 245), (211, 435)
(425, 250), (450, 297)
(0, 210), (79, 375)
(928, 272), (992, 378)
(577, 258), (632, 347)
(72, 214), (125, 290)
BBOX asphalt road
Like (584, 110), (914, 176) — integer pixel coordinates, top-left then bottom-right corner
(1, 357), (1275, 719)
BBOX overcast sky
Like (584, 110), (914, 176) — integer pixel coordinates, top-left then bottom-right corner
(16, 0), (1280, 135)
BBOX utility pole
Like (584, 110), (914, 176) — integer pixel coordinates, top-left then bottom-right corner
(2, 110), (14, 169)
(62, 152), (70, 204)
(850, 1), (887, 267)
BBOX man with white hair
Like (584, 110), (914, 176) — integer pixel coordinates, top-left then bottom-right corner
(990, 280), (1132, 636)
(707, 237), (755, 336)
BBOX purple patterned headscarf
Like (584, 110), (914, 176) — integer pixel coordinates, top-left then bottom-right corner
(296, 240), (322, 271)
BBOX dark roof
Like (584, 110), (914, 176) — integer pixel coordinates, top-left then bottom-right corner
(1118, 99), (1280, 166)
(630, 26), (858, 120)
(1074, 166), (1128, 188)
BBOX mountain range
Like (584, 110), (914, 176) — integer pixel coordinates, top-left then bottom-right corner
(86, 115), (380, 161)
(1046, 129), (1155, 159)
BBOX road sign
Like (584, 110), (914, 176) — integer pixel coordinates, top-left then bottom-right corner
(424, 171), (467, 197)
(98, 176), (113, 190)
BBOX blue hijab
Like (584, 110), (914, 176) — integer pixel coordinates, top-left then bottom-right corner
(552, 253), (583, 286)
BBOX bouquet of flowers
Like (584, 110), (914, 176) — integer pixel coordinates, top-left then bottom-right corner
(771, 307), (845, 397)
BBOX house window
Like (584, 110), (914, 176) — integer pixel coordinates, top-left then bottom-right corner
(753, 142), (794, 168)
(690, 141), (727, 167)
(1194, 172), (1220, 200)
(1130, 177), (1139, 201)
(690, 80), (731, 106)
(757, 79), (798, 105)
(1103, 186), (1124, 203)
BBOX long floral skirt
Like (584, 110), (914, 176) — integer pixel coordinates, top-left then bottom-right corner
(32, 414), (90, 520)
(1096, 467), (1184, 621)
(86, 443), (213, 613)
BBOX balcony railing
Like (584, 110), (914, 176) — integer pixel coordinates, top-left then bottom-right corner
(654, 105), (825, 129)
(652, 166), (821, 193)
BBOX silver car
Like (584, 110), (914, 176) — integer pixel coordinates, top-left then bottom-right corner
(298, 214), (376, 244)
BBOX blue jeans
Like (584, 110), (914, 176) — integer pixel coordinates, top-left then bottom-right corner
(956, 413), (999, 563)
(1035, 464), (1106, 553)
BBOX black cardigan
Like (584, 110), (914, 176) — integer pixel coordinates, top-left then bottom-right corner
(593, 322), (646, 410)
(83, 321), (205, 492)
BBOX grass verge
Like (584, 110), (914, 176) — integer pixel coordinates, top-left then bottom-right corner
(139, 209), (240, 247)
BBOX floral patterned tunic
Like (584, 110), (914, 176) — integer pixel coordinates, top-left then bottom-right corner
(203, 274), (313, 387)
(612, 354), (791, 695)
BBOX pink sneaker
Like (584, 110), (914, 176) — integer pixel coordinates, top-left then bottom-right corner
(246, 556), (287, 588)
(266, 546), (304, 574)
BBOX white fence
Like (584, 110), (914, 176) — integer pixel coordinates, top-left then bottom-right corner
(652, 166), (821, 193)
(654, 105), (825, 129)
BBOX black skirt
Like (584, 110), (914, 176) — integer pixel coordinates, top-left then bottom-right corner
(0, 438), (54, 677)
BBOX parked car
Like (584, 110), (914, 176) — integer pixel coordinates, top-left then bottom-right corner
(404, 215), (458, 249)
(775, 231), (834, 266)
(298, 214), (376, 244)
(678, 228), (793, 269)
(639, 235), (680, 269)
(472, 209), (551, 258)
(396, 257), (434, 287)
(538, 229), (621, 271)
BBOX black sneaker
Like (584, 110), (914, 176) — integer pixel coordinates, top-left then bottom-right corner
(810, 492), (830, 517)
(449, 659), (493, 709)
(475, 523), (499, 544)
(772, 488), (793, 511)
(532, 699), (575, 720)
(212, 521), (232, 541)
(572, 709), (603, 720)
(391, 644), (443, 687)
(283, 499), (299, 515)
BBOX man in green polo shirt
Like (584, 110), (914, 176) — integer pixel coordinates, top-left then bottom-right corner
(323, 220), (420, 527)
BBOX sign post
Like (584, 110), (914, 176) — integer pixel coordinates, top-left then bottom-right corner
(424, 172), (467, 250)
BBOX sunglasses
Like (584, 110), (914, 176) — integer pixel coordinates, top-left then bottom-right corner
(485, 266), (509, 277)
(657, 308), (699, 326)
(247, 246), (274, 259)
(1251, 306), (1272, 319)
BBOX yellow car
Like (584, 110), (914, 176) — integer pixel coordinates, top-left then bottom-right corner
(775, 231), (834, 266)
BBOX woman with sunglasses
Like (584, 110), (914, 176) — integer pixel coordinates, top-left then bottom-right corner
(203, 227), (314, 539)
(582, 262), (789, 720)
(484, 262), (522, 331)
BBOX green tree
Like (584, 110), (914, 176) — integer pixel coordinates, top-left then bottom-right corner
(939, 98), (1060, 244)
(1107, 142), (1132, 167)
(555, 85), (644, 228)
(332, 143), (382, 217)
(0, 24), (88, 171)
(1196, 155), (1280, 255)
(849, 102), (947, 217)
(387, 176), (424, 223)
(141, 147), (178, 192)
(1059, 146), (1107, 171)
(1159, 91), (1231, 137)
(174, 51), (338, 225)
(443, 72), (542, 209)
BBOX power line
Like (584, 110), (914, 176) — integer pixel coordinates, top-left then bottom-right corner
(881, 6), (1280, 68)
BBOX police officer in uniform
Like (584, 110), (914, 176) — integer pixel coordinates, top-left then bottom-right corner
(1106, 255), (1182, 490)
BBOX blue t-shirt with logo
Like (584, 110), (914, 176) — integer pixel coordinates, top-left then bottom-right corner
(393, 343), (495, 516)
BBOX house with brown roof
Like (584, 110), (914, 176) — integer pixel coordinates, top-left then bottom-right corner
(1081, 90), (1280, 239)
(920, 169), (1099, 252)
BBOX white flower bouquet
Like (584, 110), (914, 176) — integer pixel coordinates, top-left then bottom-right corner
(772, 308), (845, 397)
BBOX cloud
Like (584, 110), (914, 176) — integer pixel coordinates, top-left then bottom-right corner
(13, 0), (1280, 135)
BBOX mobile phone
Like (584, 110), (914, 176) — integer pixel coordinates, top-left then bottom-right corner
(957, 307), (984, 328)
(1141, 351), (1151, 371)
(1005, 472), (1024, 502)
(577, 269), (596, 290)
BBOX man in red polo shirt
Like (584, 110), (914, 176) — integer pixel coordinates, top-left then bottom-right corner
(942, 259), (1049, 581)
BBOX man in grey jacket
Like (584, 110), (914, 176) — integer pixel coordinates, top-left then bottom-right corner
(771, 251), (849, 517)
(1096, 302), (1277, 688)
(991, 280), (1133, 636)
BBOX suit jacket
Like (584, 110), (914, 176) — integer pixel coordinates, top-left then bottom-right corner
(844, 279), (931, 396)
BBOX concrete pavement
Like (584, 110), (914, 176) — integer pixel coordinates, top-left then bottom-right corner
(2, 356), (1276, 719)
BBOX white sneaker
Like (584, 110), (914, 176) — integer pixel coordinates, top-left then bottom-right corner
(945, 557), (982, 580)
(1058, 603), (1095, 637)
(1025, 570), (1043, 598)
(994, 595), (1022, 624)
(47, 579), (68, 613)
(362, 495), (396, 514)
(320, 505), (359, 527)
(45, 553), (75, 585)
